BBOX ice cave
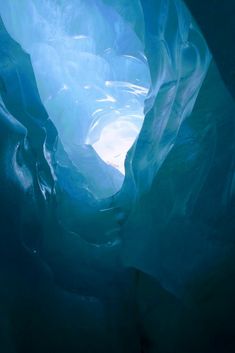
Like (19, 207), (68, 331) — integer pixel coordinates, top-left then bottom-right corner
(0, 1), (235, 353)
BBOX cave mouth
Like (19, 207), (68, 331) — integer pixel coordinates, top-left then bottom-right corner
(0, 0), (151, 178)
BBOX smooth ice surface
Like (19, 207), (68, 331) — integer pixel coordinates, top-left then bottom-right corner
(0, 0), (151, 175)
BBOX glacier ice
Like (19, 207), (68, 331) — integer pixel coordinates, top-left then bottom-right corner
(0, 1), (235, 353)
(0, 0), (210, 198)
(0, 0), (151, 180)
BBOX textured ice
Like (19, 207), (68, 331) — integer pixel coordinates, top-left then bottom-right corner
(0, 0), (213, 277)
(1, 1), (235, 353)
(0, 0), (151, 176)
(0, 0), (210, 195)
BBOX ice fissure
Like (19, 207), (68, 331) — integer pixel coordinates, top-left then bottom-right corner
(0, 1), (235, 353)
(0, 0), (210, 198)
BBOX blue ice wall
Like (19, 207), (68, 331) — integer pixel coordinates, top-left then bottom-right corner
(0, 1), (235, 353)
(0, 0), (150, 181)
(0, 0), (210, 198)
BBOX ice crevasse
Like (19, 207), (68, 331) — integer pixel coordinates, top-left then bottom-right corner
(1, 1), (235, 352)
(0, 0), (210, 198)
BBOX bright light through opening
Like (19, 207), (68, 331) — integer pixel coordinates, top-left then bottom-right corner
(0, 0), (151, 176)
(92, 116), (142, 174)
(85, 80), (150, 174)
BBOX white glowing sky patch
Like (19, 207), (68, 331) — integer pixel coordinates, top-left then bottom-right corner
(92, 118), (141, 174)
(85, 80), (150, 174)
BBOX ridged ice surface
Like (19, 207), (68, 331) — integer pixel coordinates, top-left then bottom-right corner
(1, 1), (235, 353)
(0, 0), (150, 176)
(124, 0), (211, 194)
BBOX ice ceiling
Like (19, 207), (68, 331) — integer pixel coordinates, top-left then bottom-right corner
(1, 1), (235, 351)
(0, 0), (151, 175)
(0, 0), (211, 199)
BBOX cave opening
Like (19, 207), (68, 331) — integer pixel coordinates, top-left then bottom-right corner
(0, 0), (151, 192)
(0, 0), (210, 199)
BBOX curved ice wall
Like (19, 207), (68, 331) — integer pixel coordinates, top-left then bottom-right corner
(0, 0), (210, 199)
(123, 0), (211, 198)
(1, 2), (235, 353)
(0, 0), (150, 180)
